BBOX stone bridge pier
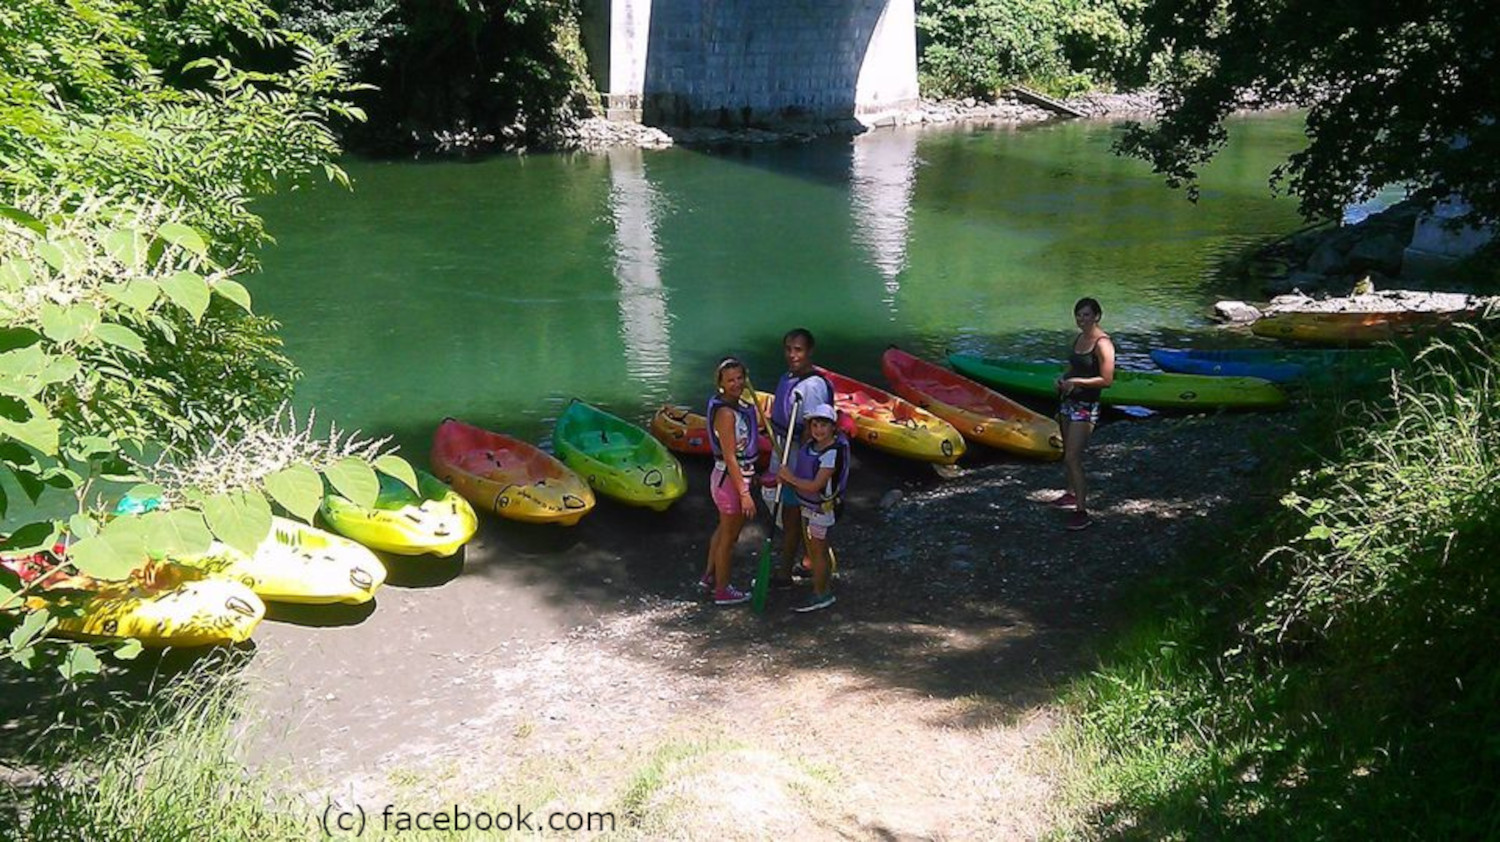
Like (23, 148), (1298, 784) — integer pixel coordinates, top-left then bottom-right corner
(580, 0), (918, 128)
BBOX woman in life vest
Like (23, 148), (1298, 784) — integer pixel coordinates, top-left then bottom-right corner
(1053, 297), (1115, 530)
(766, 328), (834, 587)
(776, 403), (849, 612)
(700, 357), (760, 606)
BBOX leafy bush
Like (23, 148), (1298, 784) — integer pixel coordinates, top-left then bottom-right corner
(1056, 326), (1500, 838)
(0, 0), (417, 678)
(275, 0), (591, 150)
(917, 0), (1150, 98)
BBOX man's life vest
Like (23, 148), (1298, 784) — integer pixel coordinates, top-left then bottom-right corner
(771, 370), (833, 439)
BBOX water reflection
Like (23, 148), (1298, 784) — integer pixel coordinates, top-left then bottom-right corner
(605, 147), (674, 397)
(850, 129), (920, 316)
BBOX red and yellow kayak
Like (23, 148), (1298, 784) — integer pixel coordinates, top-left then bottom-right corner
(881, 347), (1062, 460)
(819, 367), (966, 464)
(431, 418), (596, 526)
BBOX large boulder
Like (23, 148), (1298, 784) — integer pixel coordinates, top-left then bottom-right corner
(1306, 240), (1348, 274)
(1347, 233), (1405, 274)
(1212, 300), (1262, 323)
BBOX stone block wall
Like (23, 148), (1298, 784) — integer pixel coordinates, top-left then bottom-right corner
(583, 0), (918, 127)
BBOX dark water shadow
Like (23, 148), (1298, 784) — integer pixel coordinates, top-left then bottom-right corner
(381, 551), (465, 589)
(262, 599), (378, 628)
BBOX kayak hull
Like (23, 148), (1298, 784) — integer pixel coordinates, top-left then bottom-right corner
(1250, 308), (1481, 345)
(818, 367), (966, 464)
(649, 404), (773, 470)
(3, 559), (268, 647)
(948, 354), (1287, 410)
(882, 348), (1062, 460)
(175, 517), (387, 605)
(552, 402), (687, 511)
(1150, 348), (1400, 384)
(432, 418), (596, 526)
(321, 470), (478, 556)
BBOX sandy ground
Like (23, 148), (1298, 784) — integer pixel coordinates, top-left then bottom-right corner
(205, 408), (1282, 839)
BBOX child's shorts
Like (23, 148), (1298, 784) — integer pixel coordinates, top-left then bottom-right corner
(801, 505), (836, 540)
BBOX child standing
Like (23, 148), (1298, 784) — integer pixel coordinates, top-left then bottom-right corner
(766, 328), (834, 587)
(777, 403), (849, 612)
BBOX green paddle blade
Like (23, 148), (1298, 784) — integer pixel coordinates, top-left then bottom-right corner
(752, 539), (773, 613)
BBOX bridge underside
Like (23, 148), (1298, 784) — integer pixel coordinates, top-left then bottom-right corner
(580, 0), (918, 128)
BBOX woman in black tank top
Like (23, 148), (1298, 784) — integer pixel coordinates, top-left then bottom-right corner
(1052, 298), (1115, 530)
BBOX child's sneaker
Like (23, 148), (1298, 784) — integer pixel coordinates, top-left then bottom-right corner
(1065, 510), (1092, 531)
(1050, 492), (1077, 510)
(698, 571), (714, 592)
(792, 558), (814, 579)
(793, 591), (836, 613)
(714, 585), (751, 606)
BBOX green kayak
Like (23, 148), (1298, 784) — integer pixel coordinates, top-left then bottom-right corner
(552, 400), (688, 511)
(948, 354), (1288, 410)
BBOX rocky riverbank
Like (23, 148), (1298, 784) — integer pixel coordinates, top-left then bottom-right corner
(418, 90), (1169, 154)
(556, 91), (1163, 151)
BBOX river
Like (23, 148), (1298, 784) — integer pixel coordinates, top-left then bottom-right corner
(255, 113), (1308, 453)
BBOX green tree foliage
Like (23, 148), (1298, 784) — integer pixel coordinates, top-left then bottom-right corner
(275, 0), (589, 151)
(1117, 0), (1500, 223)
(0, 0), (417, 676)
(917, 0), (1150, 98)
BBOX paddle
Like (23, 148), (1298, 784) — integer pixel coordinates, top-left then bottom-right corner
(752, 390), (803, 614)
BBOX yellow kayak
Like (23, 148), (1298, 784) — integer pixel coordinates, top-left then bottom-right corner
(820, 367), (967, 464)
(23, 568), (265, 647)
(320, 470), (478, 556)
(176, 517), (387, 605)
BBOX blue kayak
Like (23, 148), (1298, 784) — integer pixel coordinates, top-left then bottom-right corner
(1150, 348), (1400, 384)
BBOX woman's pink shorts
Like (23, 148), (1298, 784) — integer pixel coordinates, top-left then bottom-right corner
(710, 466), (754, 515)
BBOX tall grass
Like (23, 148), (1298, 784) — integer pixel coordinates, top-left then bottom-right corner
(11, 658), (298, 842)
(1053, 327), (1500, 839)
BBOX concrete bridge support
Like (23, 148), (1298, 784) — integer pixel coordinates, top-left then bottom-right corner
(580, 0), (918, 128)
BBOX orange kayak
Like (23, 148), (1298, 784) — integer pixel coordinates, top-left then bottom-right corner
(649, 404), (772, 468)
(1251, 307), (1485, 345)
(881, 348), (1062, 460)
(430, 418), (596, 526)
(817, 367), (966, 464)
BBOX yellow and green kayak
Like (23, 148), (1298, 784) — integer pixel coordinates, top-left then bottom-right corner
(176, 517), (387, 605)
(552, 400), (687, 511)
(948, 354), (1288, 410)
(320, 470), (478, 556)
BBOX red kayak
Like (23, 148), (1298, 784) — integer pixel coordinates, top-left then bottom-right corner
(881, 347), (1062, 460)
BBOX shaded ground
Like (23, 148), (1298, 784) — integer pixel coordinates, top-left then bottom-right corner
(237, 409), (1285, 838)
(0, 408), (1289, 839)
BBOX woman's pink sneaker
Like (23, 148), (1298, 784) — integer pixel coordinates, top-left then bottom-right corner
(1050, 492), (1078, 509)
(714, 585), (751, 606)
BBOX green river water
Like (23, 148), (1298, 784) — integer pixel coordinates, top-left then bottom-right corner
(255, 113), (1308, 454)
